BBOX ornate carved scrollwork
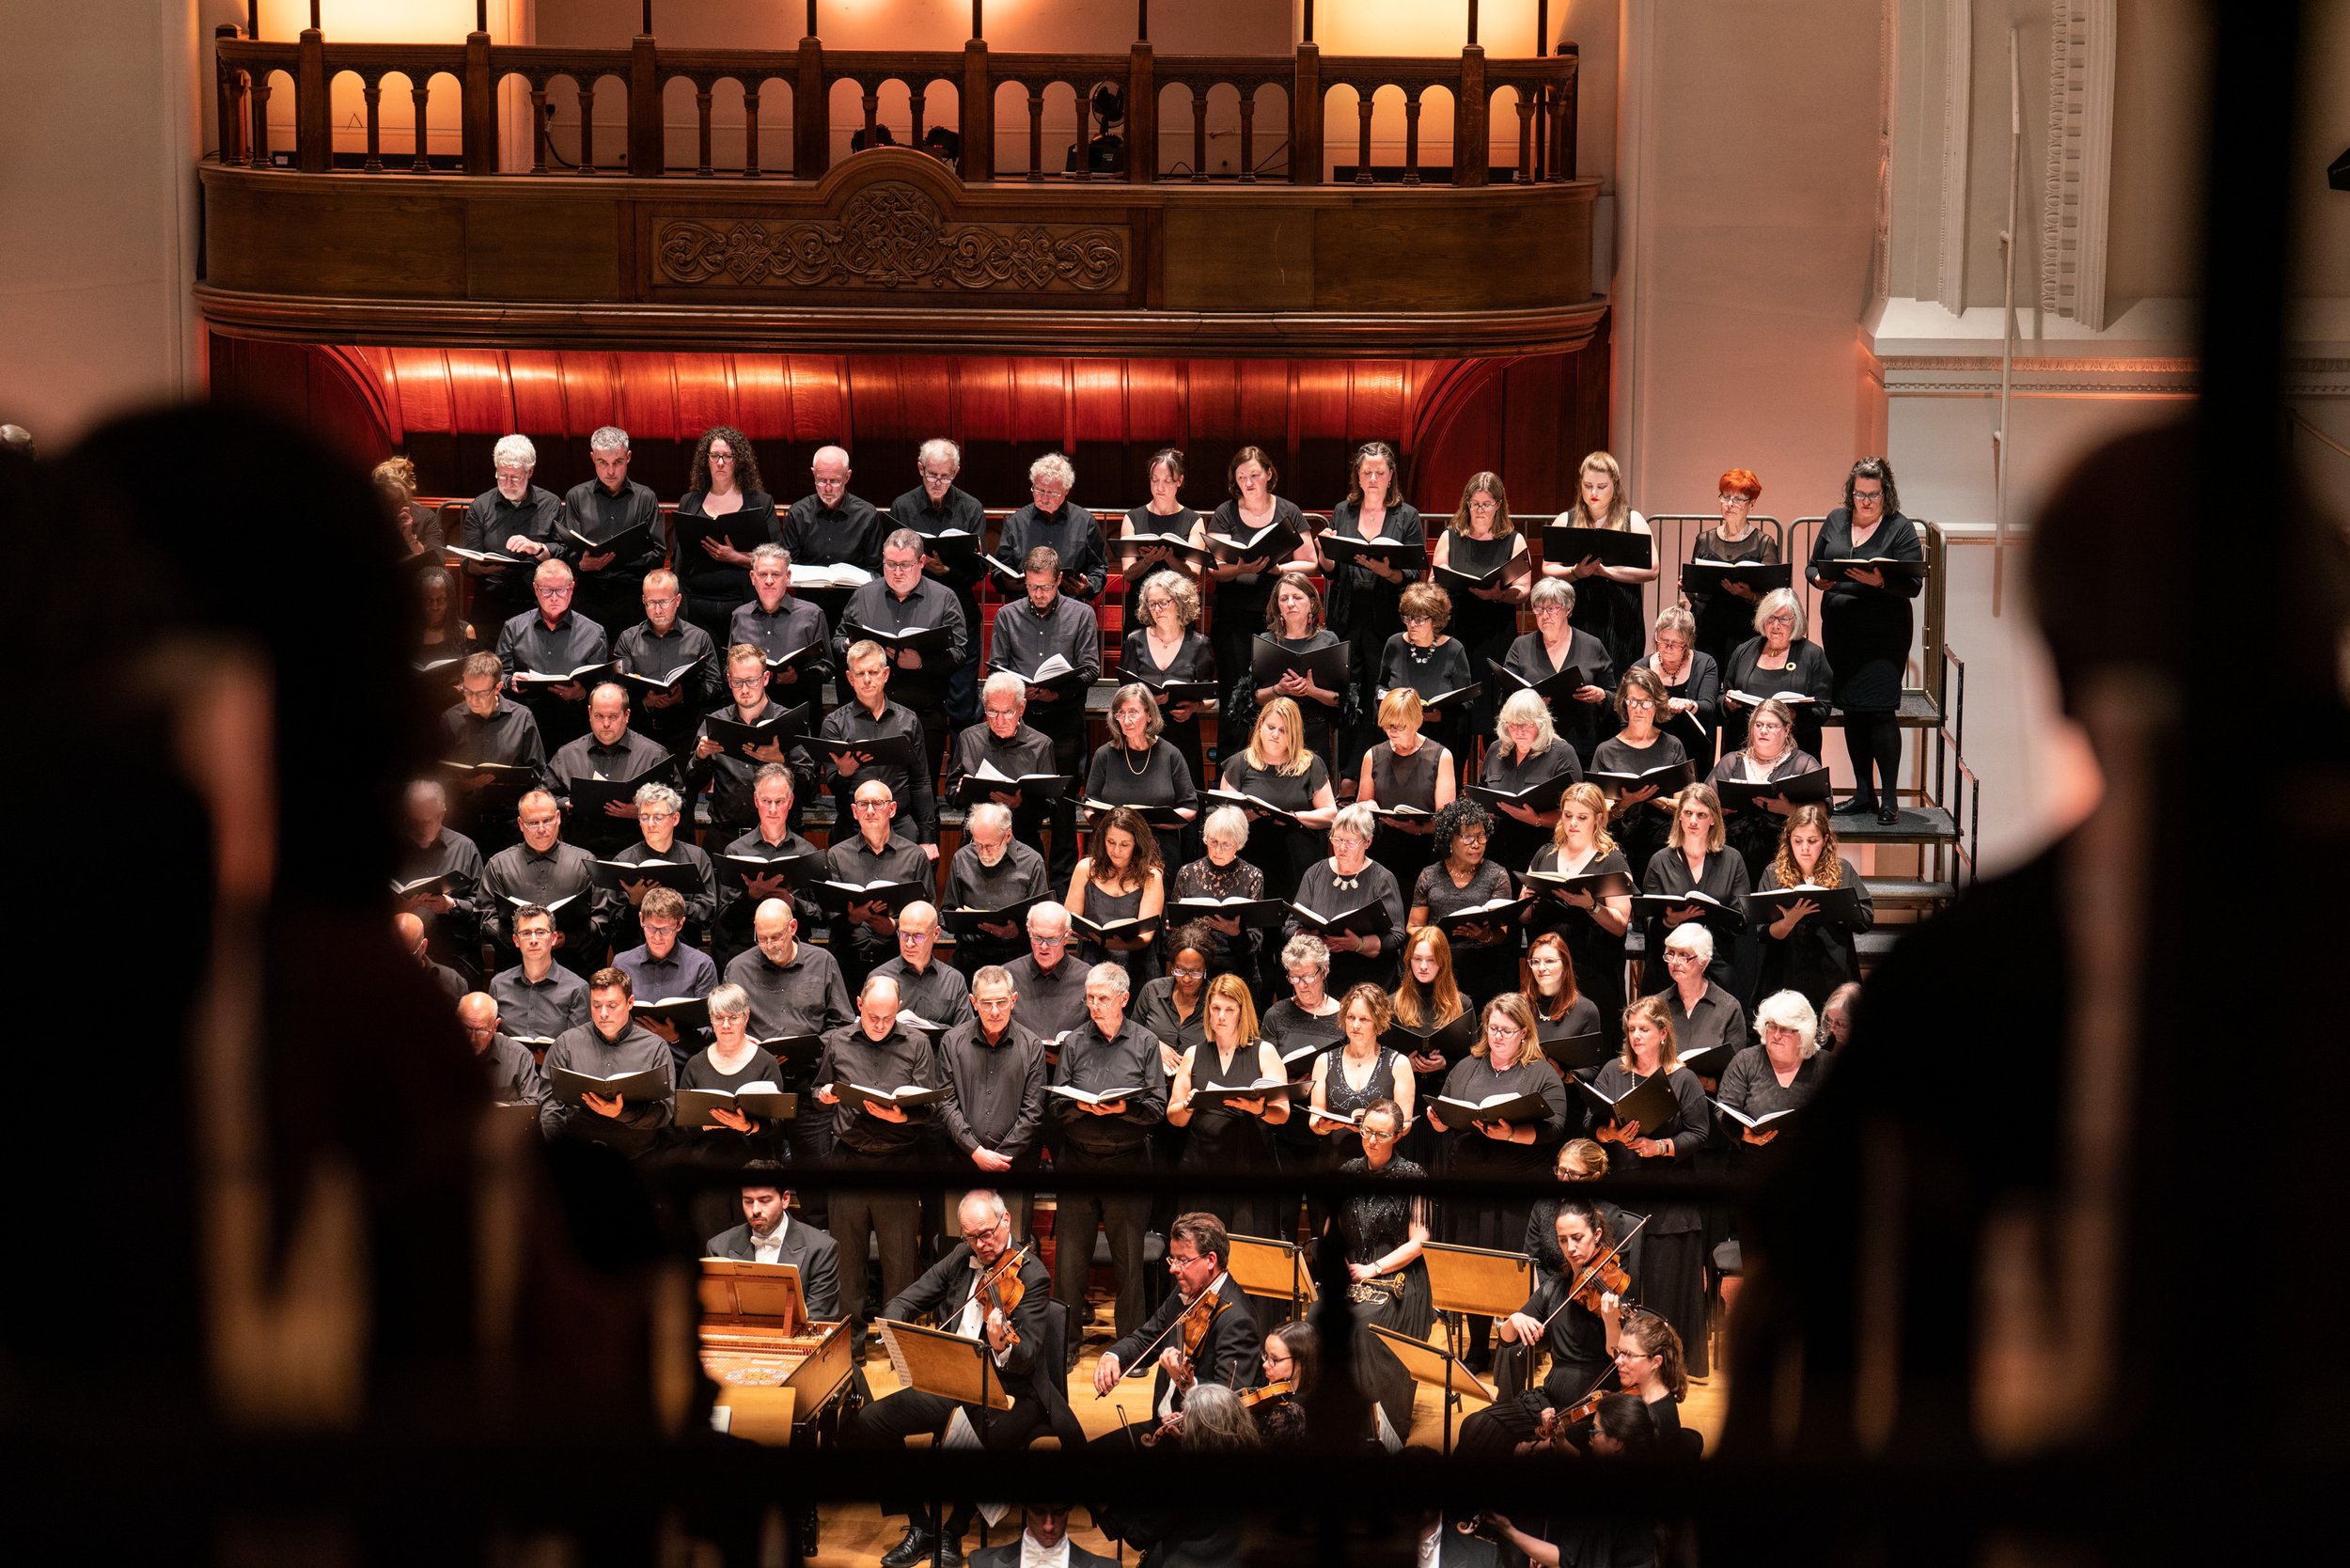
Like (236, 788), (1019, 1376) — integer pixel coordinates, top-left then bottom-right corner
(656, 181), (1125, 293)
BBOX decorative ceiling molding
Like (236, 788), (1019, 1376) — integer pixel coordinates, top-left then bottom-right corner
(1935, 0), (1973, 315)
(1872, 0), (1895, 306)
(2041, 0), (2116, 330)
(1881, 353), (2350, 397)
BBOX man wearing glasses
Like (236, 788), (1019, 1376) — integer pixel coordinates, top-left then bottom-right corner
(819, 640), (942, 856)
(870, 901), (969, 1027)
(611, 885), (717, 1071)
(946, 673), (1071, 881)
(693, 644), (816, 844)
(461, 431), (563, 625)
(945, 801), (1050, 973)
(834, 528), (969, 780)
(888, 438), (988, 729)
(990, 450), (1105, 603)
(728, 544), (836, 711)
(824, 778), (932, 992)
(494, 557), (610, 749)
(1005, 902), (1089, 1045)
(847, 1189), (1072, 1568)
(596, 779), (718, 961)
(1050, 965), (1168, 1345)
(780, 443), (883, 631)
(613, 570), (720, 755)
(713, 764), (824, 965)
(813, 975), (941, 1353)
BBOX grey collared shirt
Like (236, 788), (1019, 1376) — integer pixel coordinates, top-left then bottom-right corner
(870, 954), (970, 1025)
(480, 839), (602, 946)
(490, 964), (590, 1043)
(934, 1015), (1048, 1160)
(816, 1022), (939, 1154)
(1005, 952), (1090, 1043)
(721, 942), (854, 1049)
(538, 1020), (676, 1157)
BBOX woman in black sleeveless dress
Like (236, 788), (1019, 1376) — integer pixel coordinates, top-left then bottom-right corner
(1357, 687), (1456, 894)
(1118, 446), (1207, 620)
(1807, 456), (1926, 824)
(1432, 472), (1531, 743)
(1526, 782), (1636, 1053)
(1543, 451), (1659, 683)
(1684, 469), (1781, 674)
(1321, 441), (1427, 784)
(1168, 975), (1291, 1238)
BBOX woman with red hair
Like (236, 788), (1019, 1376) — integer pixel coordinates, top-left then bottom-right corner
(1684, 467), (1784, 673)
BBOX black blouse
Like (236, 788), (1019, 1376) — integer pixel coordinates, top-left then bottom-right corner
(1806, 508), (1925, 713)
(1722, 635), (1835, 758)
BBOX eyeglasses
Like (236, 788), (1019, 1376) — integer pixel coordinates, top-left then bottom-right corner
(854, 800), (892, 814)
(884, 557), (921, 572)
(1664, 948), (1702, 963)
(1402, 613), (1433, 626)
(728, 675), (768, 689)
(901, 930), (935, 944)
(1171, 966), (1206, 980)
(1719, 494), (1750, 507)
(960, 1222), (1005, 1243)
(1763, 613), (1795, 627)
(1623, 697), (1656, 710)
(1360, 1128), (1397, 1142)
(983, 706), (1021, 719)
(1853, 491), (1884, 506)
(920, 469), (957, 483)
(1032, 934), (1067, 948)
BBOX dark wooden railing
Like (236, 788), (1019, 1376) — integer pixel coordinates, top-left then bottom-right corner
(212, 22), (1576, 188)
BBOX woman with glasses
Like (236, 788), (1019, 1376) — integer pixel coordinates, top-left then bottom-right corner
(1544, 451), (1660, 684)
(1645, 604), (1723, 769)
(1170, 806), (1267, 989)
(1286, 803), (1405, 994)
(1320, 441), (1426, 783)
(1610, 1309), (1691, 1444)
(1067, 804), (1167, 988)
(1684, 468), (1780, 674)
(1433, 471), (1532, 737)
(1427, 993), (1569, 1372)
(1356, 687), (1456, 892)
(1638, 784), (1750, 997)
(1132, 920), (1214, 1080)
(1271, 935), (1355, 1223)
(1118, 446), (1207, 619)
(1706, 696), (1825, 884)
(1591, 996), (1715, 1376)
(1409, 800), (1520, 1007)
(1756, 806), (1873, 1009)
(672, 982), (789, 1236)
(1717, 989), (1830, 1155)
(1219, 697), (1339, 902)
(1590, 666), (1690, 884)
(1082, 680), (1200, 871)
(1167, 973), (1290, 1238)
(1210, 446), (1316, 724)
(1120, 571), (1216, 795)
(1523, 1138), (1641, 1284)
(1376, 581), (1477, 760)
(1505, 577), (1615, 767)
(1332, 1097), (1435, 1344)
(1480, 689), (1586, 872)
(1722, 587), (1834, 761)
(1809, 456), (1926, 825)
(674, 426), (779, 642)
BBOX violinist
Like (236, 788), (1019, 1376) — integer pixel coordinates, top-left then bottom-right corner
(1239, 1319), (1317, 1448)
(1610, 1308), (1690, 1446)
(848, 1190), (1073, 1568)
(1474, 1395), (1662, 1568)
(1455, 1200), (1627, 1459)
(1090, 1212), (1261, 1441)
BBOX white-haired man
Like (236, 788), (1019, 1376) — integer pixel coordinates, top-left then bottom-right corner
(888, 436), (987, 729)
(991, 450), (1104, 602)
(813, 974), (941, 1349)
(946, 801), (1050, 972)
(462, 431), (563, 623)
(1048, 963), (1166, 1341)
(780, 443), (883, 629)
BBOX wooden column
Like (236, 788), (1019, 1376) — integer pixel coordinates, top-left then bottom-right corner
(962, 39), (993, 179)
(795, 35), (829, 176)
(1454, 45), (1487, 186)
(213, 26), (242, 165)
(462, 30), (497, 173)
(1554, 48), (1576, 180)
(295, 27), (330, 172)
(1291, 42), (1322, 185)
(628, 33), (663, 176)
(1126, 40), (1154, 183)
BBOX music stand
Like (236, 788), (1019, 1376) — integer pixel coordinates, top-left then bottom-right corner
(697, 1259), (808, 1337)
(1370, 1324), (1497, 1454)
(1420, 1240), (1533, 1362)
(1226, 1233), (1317, 1323)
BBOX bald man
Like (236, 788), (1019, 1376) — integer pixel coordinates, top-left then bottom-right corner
(546, 682), (675, 853)
(823, 776), (932, 993)
(458, 991), (545, 1104)
(815, 975), (941, 1346)
(779, 443), (883, 631)
(724, 897), (854, 1199)
(398, 911), (466, 1003)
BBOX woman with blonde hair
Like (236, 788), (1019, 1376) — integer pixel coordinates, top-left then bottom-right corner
(1390, 925), (1468, 1134)
(1590, 994), (1714, 1373)
(1215, 694), (1338, 902)
(1527, 781), (1636, 1049)
(1433, 470), (1531, 735)
(1168, 972), (1290, 1236)
(1756, 803), (1874, 1008)
(1545, 450), (1659, 681)
(1638, 782), (1750, 996)
(1357, 685), (1456, 887)
(1308, 980), (1414, 1168)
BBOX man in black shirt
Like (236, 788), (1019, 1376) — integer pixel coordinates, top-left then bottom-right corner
(722, 898), (854, 1198)
(480, 788), (605, 975)
(612, 569), (721, 756)
(729, 544), (834, 713)
(824, 777), (933, 994)
(988, 548), (1102, 872)
(820, 640), (942, 856)
(1005, 901), (1090, 1045)
(869, 901), (970, 1027)
(889, 437), (988, 730)
(547, 682), (675, 855)
(596, 780), (717, 955)
(813, 973), (941, 1350)
(495, 558), (609, 749)
(948, 672), (1075, 880)
(461, 432), (564, 626)
(440, 651), (548, 854)
(488, 902), (591, 1046)
(934, 965), (1048, 1241)
(457, 989), (546, 1105)
(397, 777), (484, 975)
(834, 528), (969, 781)
(693, 643), (817, 844)
(780, 443), (885, 632)
(945, 802), (1050, 973)
(1049, 963), (1167, 1341)
(397, 911), (466, 1002)
(714, 763), (824, 964)
(990, 450), (1106, 603)
(539, 966), (676, 1160)
(562, 426), (666, 631)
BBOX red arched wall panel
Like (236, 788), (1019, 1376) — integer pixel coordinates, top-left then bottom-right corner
(222, 342), (1606, 515)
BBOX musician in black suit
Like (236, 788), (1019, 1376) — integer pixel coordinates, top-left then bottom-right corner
(1089, 1212), (1261, 1445)
(848, 1190), (1077, 1568)
(967, 1505), (1116, 1568)
(701, 1167), (843, 1322)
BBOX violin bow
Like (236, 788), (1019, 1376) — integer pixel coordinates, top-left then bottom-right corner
(1096, 1292), (1227, 1397)
(1533, 1214), (1649, 1337)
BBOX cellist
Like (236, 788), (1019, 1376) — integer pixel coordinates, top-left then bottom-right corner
(846, 1189), (1072, 1568)
(1455, 1200), (1630, 1461)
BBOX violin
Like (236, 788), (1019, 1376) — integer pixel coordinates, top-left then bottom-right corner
(1238, 1378), (1293, 1409)
(1568, 1252), (1632, 1316)
(973, 1241), (1031, 1349)
(1097, 1289), (1229, 1397)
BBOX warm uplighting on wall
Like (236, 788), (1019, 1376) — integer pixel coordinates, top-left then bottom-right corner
(256, 0), (481, 44)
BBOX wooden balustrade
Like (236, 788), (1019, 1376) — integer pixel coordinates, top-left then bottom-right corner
(211, 24), (1574, 188)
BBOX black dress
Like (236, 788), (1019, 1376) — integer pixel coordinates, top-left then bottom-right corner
(1756, 856), (1874, 1009)
(674, 490), (780, 644)
(1649, 651), (1723, 771)
(1336, 1153), (1436, 1339)
(1589, 1059), (1714, 1375)
(1324, 498), (1427, 771)
(1209, 496), (1308, 709)
(1120, 624), (1216, 792)
(1120, 504), (1202, 619)
(1215, 751), (1331, 903)
(1411, 857), (1521, 1010)
(1083, 738), (1199, 870)
(1639, 846), (1753, 999)
(1686, 524), (1781, 674)
(1706, 746), (1826, 885)
(1377, 634), (1477, 761)
(1177, 1038), (1284, 1239)
(1433, 1055), (1569, 1251)
(1590, 729), (1690, 884)
(1527, 844), (1633, 1052)
(674, 1044), (789, 1238)
(1721, 635), (1835, 760)
(1564, 520), (1653, 680)
(1257, 629), (1347, 767)
(1366, 737), (1448, 890)
(1504, 627), (1617, 768)
(1284, 858), (1405, 996)
(1478, 740), (1584, 872)
(1808, 510), (1926, 713)
(1442, 530), (1528, 736)
(1077, 875), (1161, 989)
(1170, 853), (1267, 988)
(1266, 999), (1350, 1202)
